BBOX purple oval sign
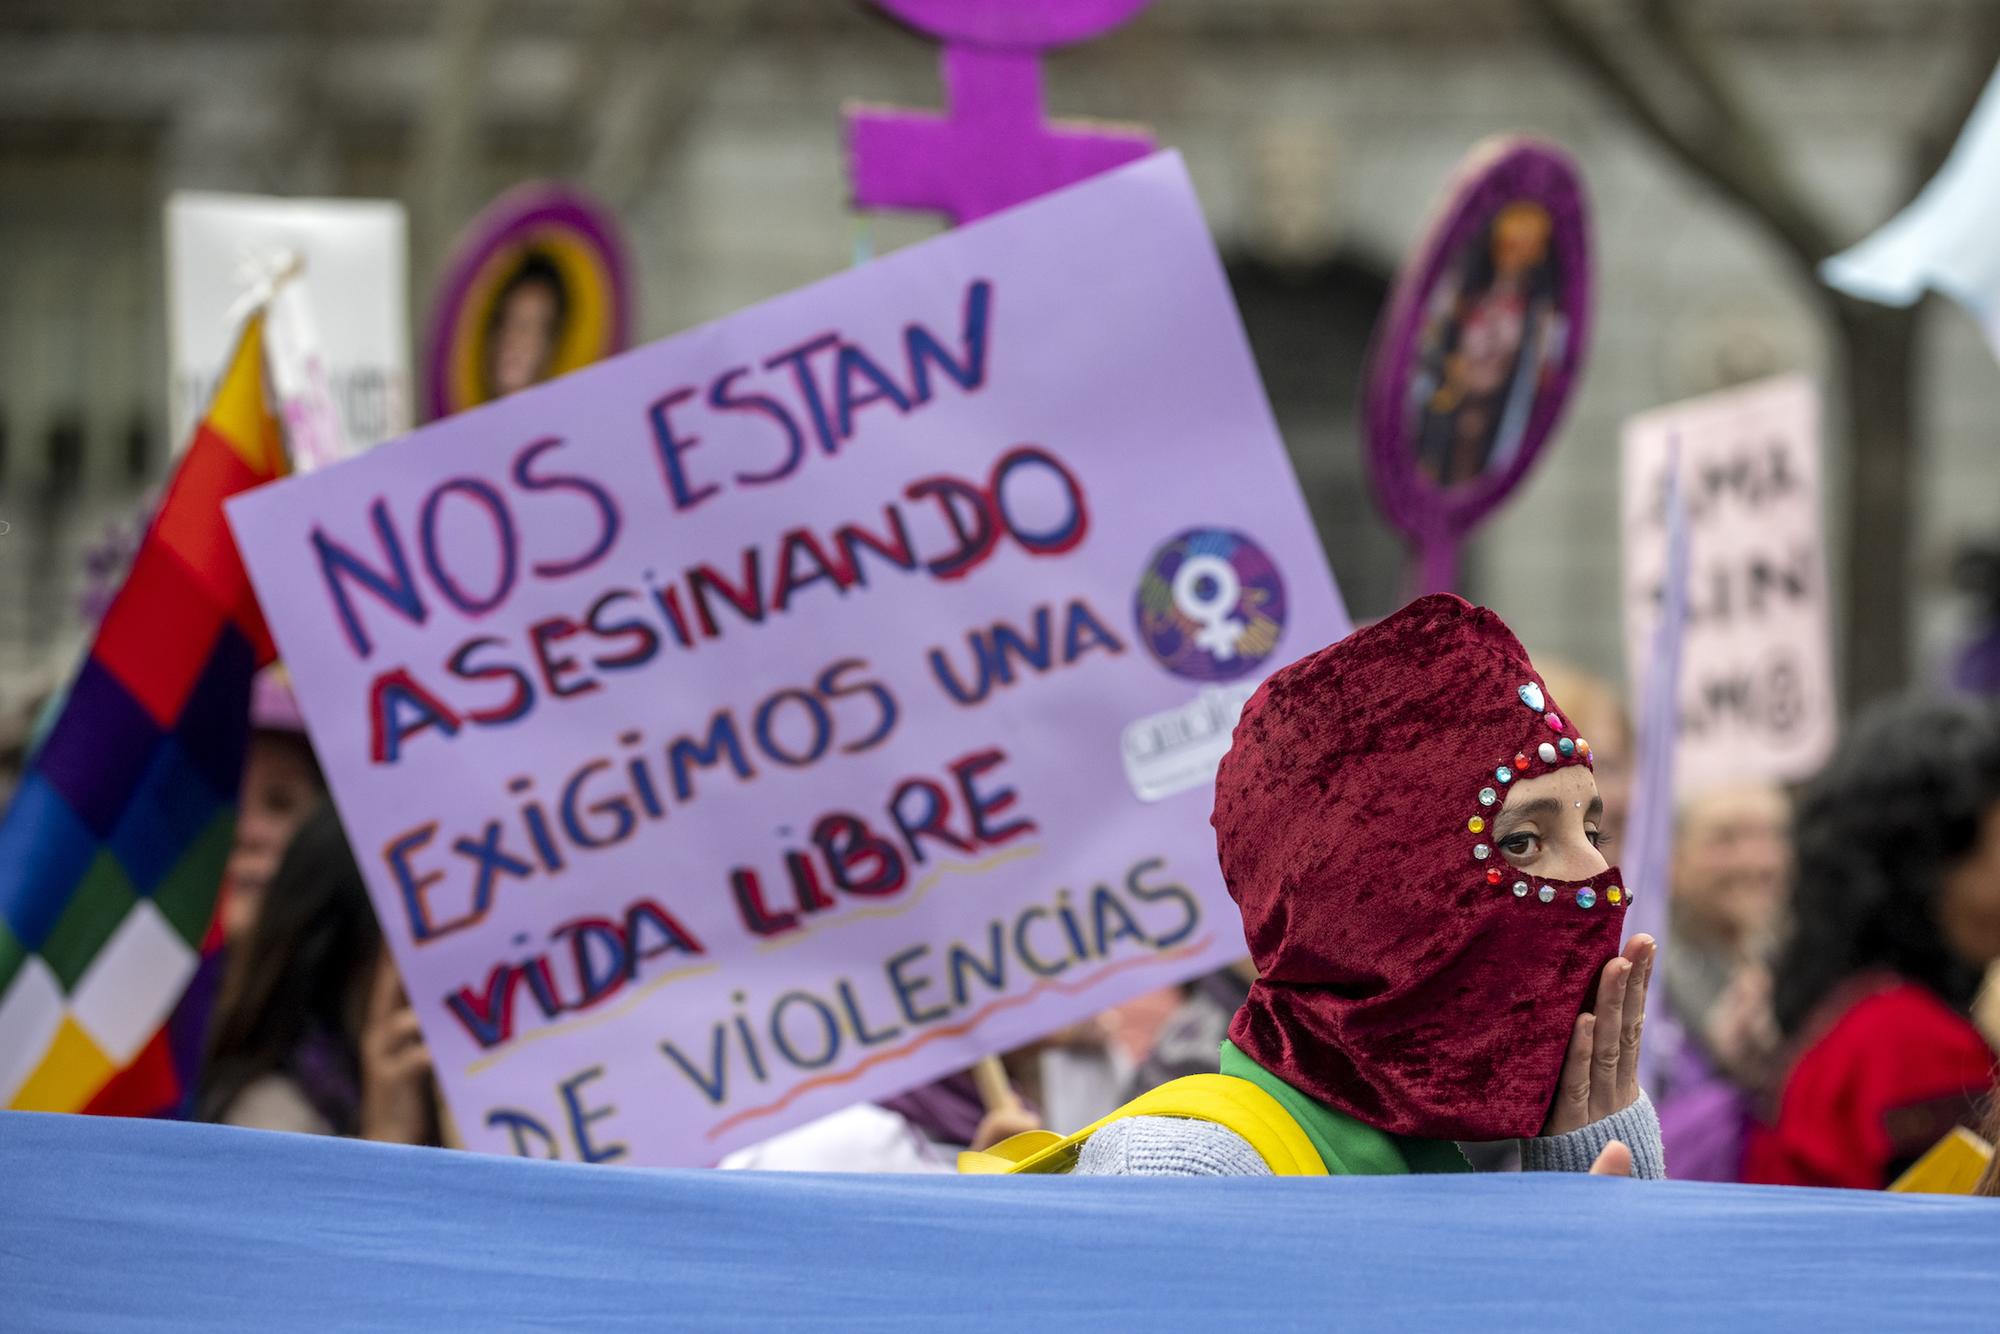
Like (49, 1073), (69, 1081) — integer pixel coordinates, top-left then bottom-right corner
(1362, 137), (1592, 592)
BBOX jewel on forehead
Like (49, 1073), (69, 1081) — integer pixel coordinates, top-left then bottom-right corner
(1537, 742), (1558, 765)
(1545, 713), (1564, 732)
(1518, 683), (1546, 712)
(1558, 737), (1576, 757)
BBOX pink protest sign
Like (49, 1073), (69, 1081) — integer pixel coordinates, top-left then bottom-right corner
(1362, 137), (1593, 593)
(846, 0), (1156, 225)
(228, 153), (1350, 1168)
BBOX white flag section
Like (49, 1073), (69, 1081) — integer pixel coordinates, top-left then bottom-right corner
(1821, 60), (2000, 357)
(167, 192), (410, 454)
(1620, 375), (1836, 797)
(262, 275), (351, 474)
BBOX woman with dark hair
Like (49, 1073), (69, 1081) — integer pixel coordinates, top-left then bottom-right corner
(1412, 202), (1562, 488)
(1744, 696), (2000, 1189)
(481, 251), (568, 402)
(198, 802), (439, 1146)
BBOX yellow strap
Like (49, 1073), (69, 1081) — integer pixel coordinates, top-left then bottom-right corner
(957, 1075), (1327, 1176)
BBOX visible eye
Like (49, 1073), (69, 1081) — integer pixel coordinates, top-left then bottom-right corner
(1500, 832), (1539, 859)
(1587, 828), (1612, 850)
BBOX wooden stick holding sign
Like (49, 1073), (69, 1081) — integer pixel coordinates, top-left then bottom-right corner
(972, 1055), (1019, 1113)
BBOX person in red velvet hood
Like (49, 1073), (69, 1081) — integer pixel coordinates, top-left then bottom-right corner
(1079, 594), (1664, 1177)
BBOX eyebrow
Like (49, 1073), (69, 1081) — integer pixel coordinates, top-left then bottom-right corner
(1495, 797), (1561, 832)
(1495, 795), (1605, 832)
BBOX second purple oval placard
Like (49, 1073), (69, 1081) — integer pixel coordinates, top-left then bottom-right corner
(1362, 136), (1592, 585)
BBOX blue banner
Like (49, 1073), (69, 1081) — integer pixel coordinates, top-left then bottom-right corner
(3, 1110), (1996, 1331)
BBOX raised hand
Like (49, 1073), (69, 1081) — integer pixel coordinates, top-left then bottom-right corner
(357, 952), (436, 1146)
(1543, 934), (1656, 1136)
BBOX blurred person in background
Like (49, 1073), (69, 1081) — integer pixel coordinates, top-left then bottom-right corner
(1952, 538), (2000, 697)
(158, 669), (323, 1115)
(218, 669), (324, 947)
(1123, 962), (1257, 1099)
(721, 1070), (1041, 1172)
(482, 251), (568, 402)
(1745, 696), (2000, 1189)
(1652, 783), (1788, 1182)
(198, 802), (440, 1146)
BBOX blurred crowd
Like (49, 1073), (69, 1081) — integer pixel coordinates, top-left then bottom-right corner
(9, 630), (1997, 1192)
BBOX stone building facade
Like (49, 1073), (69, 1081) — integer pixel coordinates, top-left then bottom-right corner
(2, 0), (1996, 711)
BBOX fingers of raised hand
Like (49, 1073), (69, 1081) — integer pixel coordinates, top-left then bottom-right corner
(1589, 1141), (1633, 1177)
(1614, 936), (1654, 1102)
(1589, 958), (1630, 1122)
(365, 951), (411, 1025)
(1546, 1013), (1595, 1135)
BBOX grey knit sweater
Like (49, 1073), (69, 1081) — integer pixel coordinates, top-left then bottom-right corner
(1075, 1092), (1667, 1178)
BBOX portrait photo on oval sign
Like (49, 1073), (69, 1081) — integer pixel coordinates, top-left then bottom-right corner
(423, 183), (634, 422)
(1363, 137), (1591, 552)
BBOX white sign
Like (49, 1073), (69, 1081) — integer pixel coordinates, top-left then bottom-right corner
(167, 192), (410, 454)
(1621, 374), (1836, 796)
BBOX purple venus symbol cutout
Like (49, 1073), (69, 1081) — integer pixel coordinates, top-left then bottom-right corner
(846, 0), (1158, 226)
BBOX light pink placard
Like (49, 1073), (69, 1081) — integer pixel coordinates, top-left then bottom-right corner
(229, 153), (1349, 1167)
(1620, 374), (1836, 798)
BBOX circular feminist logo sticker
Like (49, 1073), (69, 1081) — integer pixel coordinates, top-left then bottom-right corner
(1134, 529), (1287, 683)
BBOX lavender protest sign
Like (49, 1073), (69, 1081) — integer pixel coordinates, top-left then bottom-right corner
(1620, 375), (1836, 798)
(228, 153), (1349, 1168)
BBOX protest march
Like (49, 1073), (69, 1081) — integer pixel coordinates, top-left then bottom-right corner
(4, 2), (2000, 1328)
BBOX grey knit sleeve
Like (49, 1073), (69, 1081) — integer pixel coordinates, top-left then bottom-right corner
(1518, 1092), (1667, 1179)
(1074, 1116), (1276, 1176)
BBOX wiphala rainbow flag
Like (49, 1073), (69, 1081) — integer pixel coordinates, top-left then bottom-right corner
(0, 316), (287, 1112)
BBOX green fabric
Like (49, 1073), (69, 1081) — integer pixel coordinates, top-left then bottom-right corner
(1219, 1041), (1472, 1176)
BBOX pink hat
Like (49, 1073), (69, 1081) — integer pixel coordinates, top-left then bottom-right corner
(250, 665), (305, 733)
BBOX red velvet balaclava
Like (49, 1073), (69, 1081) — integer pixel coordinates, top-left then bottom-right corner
(1217, 594), (1629, 1141)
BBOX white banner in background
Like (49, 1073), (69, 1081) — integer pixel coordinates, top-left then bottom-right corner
(167, 192), (410, 455)
(1621, 374), (1837, 797)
